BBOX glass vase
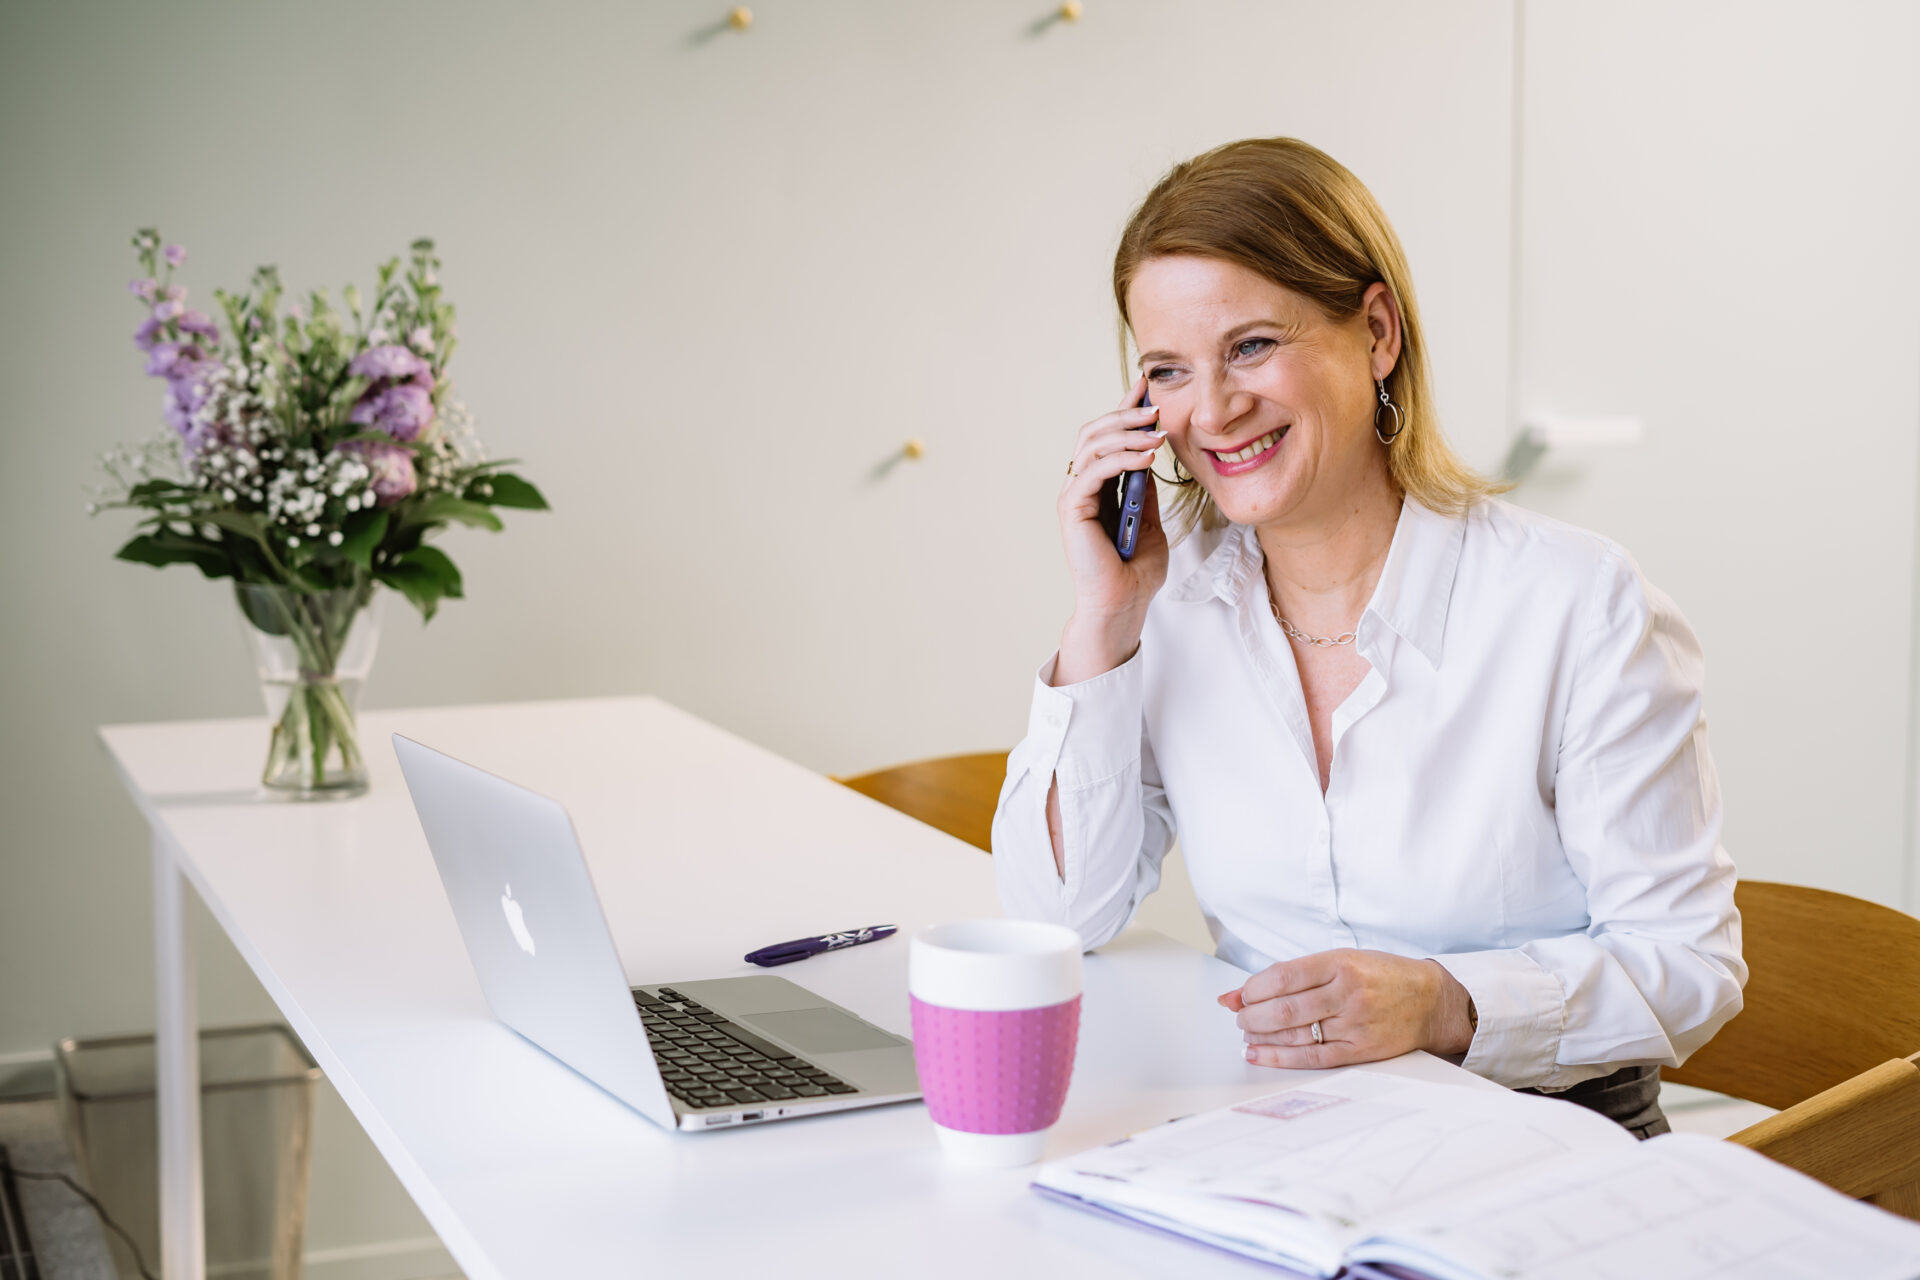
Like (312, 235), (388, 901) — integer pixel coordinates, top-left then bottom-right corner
(235, 582), (383, 798)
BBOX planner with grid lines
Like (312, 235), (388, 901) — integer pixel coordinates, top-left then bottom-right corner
(1033, 1068), (1920, 1280)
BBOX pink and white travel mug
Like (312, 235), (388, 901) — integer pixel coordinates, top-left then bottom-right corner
(908, 919), (1083, 1167)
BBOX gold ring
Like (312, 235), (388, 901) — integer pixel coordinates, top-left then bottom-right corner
(1066, 459), (1078, 477)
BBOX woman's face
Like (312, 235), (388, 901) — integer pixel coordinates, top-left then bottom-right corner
(1126, 255), (1398, 532)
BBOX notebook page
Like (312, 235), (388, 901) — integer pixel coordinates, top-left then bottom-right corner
(1036, 1070), (1634, 1276)
(1354, 1131), (1920, 1280)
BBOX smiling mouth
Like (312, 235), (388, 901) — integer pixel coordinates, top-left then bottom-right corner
(1207, 426), (1288, 469)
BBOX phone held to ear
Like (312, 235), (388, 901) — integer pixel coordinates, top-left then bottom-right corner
(1099, 386), (1154, 561)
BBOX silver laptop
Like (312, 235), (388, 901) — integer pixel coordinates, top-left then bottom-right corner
(392, 734), (922, 1131)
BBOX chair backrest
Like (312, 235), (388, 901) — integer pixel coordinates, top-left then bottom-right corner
(1663, 880), (1920, 1111)
(833, 752), (1009, 854)
(1726, 1050), (1920, 1220)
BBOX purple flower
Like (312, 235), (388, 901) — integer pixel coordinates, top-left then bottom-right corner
(349, 382), (434, 441)
(161, 360), (219, 452)
(134, 316), (165, 350)
(340, 440), (417, 506)
(173, 360), (218, 407)
(176, 309), (219, 339)
(163, 283), (186, 302)
(164, 244), (187, 267)
(144, 341), (206, 379)
(348, 343), (430, 383)
(153, 298), (184, 322)
(129, 277), (158, 301)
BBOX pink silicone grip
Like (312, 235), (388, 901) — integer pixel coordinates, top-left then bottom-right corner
(908, 994), (1081, 1135)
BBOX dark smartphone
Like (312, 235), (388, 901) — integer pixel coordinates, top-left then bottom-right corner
(1099, 386), (1155, 561)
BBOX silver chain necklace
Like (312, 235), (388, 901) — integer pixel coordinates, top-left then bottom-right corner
(1269, 597), (1357, 648)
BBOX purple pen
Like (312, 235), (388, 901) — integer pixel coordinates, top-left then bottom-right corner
(744, 924), (898, 967)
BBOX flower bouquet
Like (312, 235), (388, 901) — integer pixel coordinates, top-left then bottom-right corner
(93, 231), (546, 797)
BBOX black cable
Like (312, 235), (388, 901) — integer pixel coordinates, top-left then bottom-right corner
(0, 1150), (158, 1280)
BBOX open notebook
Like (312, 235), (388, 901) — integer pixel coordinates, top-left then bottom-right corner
(1034, 1069), (1920, 1280)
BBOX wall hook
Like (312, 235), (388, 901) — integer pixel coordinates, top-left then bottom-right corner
(867, 440), (927, 484)
(1027, 1), (1083, 36)
(1502, 413), (1643, 484)
(689, 6), (753, 45)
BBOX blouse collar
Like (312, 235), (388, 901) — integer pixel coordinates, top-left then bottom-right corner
(1166, 497), (1468, 669)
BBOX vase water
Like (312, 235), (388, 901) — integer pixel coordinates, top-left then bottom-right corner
(235, 583), (383, 798)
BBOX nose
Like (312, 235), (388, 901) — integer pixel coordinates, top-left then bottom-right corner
(1186, 369), (1248, 443)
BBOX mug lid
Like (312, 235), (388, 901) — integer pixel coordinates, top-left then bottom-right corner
(909, 919), (1082, 1011)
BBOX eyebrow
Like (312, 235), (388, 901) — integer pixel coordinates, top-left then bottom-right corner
(1136, 319), (1283, 369)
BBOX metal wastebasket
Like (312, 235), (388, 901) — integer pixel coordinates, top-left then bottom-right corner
(55, 1024), (320, 1280)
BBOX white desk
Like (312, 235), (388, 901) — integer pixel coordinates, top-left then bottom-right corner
(101, 696), (1493, 1279)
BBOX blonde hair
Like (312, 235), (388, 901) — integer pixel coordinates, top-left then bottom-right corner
(1113, 137), (1502, 530)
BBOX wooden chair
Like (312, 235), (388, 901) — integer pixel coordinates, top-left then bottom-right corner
(1663, 880), (1920, 1219)
(832, 752), (1009, 854)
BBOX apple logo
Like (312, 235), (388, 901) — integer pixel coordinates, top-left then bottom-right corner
(500, 883), (536, 956)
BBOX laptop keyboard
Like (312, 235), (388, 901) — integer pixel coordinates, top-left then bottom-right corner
(635, 986), (859, 1111)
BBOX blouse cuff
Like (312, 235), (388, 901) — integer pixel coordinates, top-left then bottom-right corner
(1431, 948), (1567, 1088)
(1030, 648), (1145, 789)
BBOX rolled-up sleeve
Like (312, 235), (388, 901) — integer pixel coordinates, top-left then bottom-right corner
(991, 647), (1177, 951)
(1436, 548), (1747, 1089)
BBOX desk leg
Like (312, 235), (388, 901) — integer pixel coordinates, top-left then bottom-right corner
(153, 829), (206, 1280)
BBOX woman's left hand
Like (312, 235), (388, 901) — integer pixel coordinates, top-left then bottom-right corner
(1218, 949), (1475, 1069)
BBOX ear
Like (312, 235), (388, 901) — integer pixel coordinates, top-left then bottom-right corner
(1360, 281), (1403, 382)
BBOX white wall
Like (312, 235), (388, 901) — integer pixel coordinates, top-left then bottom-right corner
(1510, 0), (1920, 908)
(0, 0), (1514, 1266)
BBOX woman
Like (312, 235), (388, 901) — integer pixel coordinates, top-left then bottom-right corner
(991, 138), (1745, 1137)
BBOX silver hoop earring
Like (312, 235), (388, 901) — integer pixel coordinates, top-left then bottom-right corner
(1152, 451), (1196, 487)
(1374, 378), (1404, 445)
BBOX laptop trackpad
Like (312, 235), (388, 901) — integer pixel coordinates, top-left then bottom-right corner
(745, 1008), (902, 1054)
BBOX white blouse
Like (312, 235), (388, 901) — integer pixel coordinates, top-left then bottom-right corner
(991, 497), (1746, 1090)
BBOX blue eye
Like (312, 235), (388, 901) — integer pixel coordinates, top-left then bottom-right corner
(1145, 366), (1175, 383)
(1234, 338), (1273, 359)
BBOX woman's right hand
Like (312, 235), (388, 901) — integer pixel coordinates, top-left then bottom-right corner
(1053, 375), (1173, 685)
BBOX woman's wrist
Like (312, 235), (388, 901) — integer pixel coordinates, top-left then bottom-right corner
(1053, 614), (1145, 686)
(1423, 960), (1477, 1057)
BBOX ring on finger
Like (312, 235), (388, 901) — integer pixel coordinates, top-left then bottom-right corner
(1066, 458), (1077, 476)
(1311, 1019), (1324, 1045)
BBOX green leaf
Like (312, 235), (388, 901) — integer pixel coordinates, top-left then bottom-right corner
(337, 509), (389, 570)
(377, 565), (441, 621)
(117, 532), (232, 580)
(403, 495), (503, 532)
(394, 544), (464, 601)
(377, 544), (463, 622)
(195, 508), (270, 545)
(234, 582), (292, 636)
(468, 472), (548, 510)
(127, 479), (195, 501)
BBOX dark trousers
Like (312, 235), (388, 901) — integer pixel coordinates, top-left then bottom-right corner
(1516, 1063), (1671, 1139)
